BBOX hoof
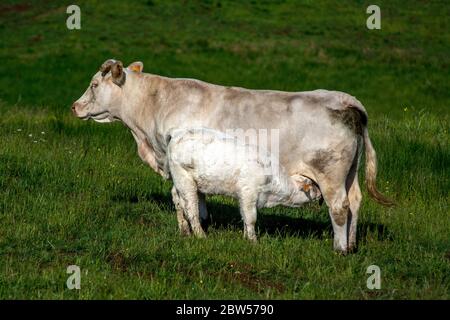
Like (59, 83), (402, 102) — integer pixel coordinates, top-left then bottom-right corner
(179, 225), (192, 237)
(333, 244), (349, 256)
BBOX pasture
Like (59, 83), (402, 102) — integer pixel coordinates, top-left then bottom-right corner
(0, 0), (449, 299)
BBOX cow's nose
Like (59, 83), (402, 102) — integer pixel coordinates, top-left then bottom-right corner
(71, 103), (78, 114)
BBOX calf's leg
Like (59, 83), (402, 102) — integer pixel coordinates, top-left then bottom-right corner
(173, 182), (205, 238)
(182, 190), (206, 238)
(238, 194), (258, 242)
(171, 186), (191, 236)
(170, 162), (206, 238)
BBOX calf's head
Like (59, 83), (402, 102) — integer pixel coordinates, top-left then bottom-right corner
(291, 174), (322, 203)
(72, 59), (143, 122)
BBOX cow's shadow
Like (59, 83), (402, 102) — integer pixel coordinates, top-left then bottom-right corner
(114, 191), (393, 243)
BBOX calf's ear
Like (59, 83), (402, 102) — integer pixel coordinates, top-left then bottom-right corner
(302, 183), (311, 192)
(127, 61), (144, 73)
(291, 174), (312, 192)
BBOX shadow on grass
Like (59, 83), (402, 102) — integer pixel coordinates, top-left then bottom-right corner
(206, 200), (393, 243)
(111, 191), (393, 243)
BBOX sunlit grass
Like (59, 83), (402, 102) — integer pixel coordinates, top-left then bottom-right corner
(0, 0), (448, 299)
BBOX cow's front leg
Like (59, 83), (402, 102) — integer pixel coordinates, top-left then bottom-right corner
(171, 186), (191, 236)
(198, 192), (210, 232)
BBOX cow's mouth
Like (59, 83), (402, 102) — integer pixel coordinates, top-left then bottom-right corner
(78, 111), (111, 122)
(90, 112), (113, 123)
(78, 114), (90, 120)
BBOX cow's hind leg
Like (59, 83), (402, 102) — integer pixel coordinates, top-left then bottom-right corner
(345, 141), (363, 252)
(315, 173), (351, 253)
(347, 173), (362, 251)
(311, 140), (358, 254)
(319, 180), (351, 254)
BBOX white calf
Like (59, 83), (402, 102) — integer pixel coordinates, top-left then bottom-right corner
(165, 128), (321, 241)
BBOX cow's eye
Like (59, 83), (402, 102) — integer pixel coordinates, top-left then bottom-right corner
(91, 83), (98, 89)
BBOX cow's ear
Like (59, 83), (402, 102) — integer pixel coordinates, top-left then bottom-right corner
(100, 59), (116, 77)
(111, 61), (126, 86)
(127, 61), (144, 73)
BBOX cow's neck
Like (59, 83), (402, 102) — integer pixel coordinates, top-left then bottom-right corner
(116, 74), (169, 174)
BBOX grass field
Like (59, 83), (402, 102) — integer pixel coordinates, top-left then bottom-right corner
(0, 0), (449, 299)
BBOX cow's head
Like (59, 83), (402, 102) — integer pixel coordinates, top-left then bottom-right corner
(72, 59), (144, 122)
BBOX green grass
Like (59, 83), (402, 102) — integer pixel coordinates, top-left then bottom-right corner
(0, 0), (449, 299)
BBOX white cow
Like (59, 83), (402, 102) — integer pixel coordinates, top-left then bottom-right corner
(72, 59), (393, 253)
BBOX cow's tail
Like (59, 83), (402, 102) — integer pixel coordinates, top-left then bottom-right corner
(353, 111), (394, 207)
(344, 95), (394, 207)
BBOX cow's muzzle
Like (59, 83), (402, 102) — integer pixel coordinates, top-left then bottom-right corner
(71, 102), (87, 117)
(71, 102), (79, 115)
